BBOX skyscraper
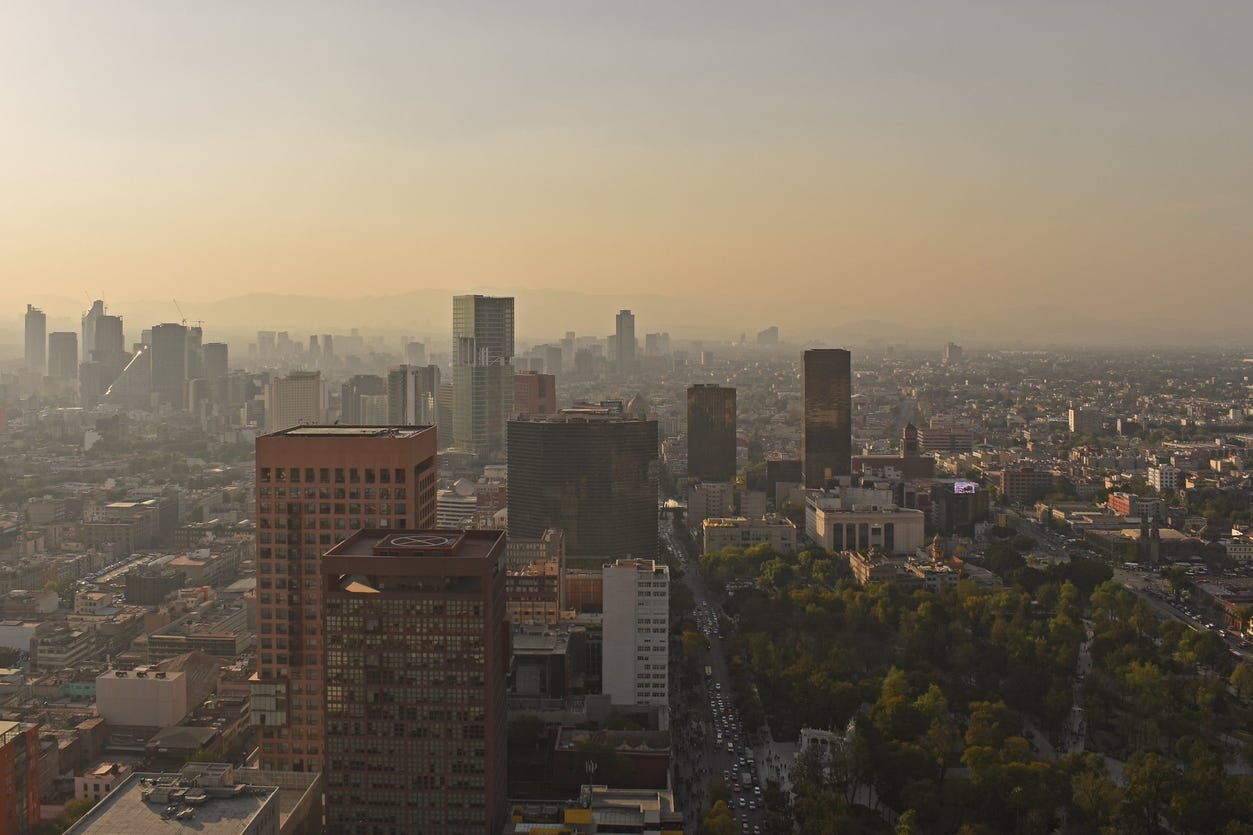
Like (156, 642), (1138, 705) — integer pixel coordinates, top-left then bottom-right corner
(47, 332), (78, 382)
(24, 305), (45, 374)
(452, 295), (514, 458)
(321, 528), (507, 833)
(93, 315), (124, 358)
(100, 345), (150, 409)
(387, 364), (440, 426)
(339, 374), (385, 424)
(687, 384), (736, 483)
(81, 299), (105, 362)
(802, 348), (852, 488)
(508, 408), (658, 562)
(265, 371), (325, 431)
(615, 309), (636, 374)
(251, 425), (438, 774)
(202, 342), (229, 380)
(186, 325), (204, 381)
(149, 323), (188, 408)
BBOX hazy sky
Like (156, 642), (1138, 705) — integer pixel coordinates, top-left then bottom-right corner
(3, 2), (1252, 332)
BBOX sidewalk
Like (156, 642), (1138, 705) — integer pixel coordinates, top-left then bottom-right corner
(753, 740), (798, 792)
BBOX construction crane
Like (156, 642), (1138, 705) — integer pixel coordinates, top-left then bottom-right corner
(173, 298), (187, 326)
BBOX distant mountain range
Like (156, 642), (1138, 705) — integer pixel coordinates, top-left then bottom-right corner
(4, 290), (1249, 351)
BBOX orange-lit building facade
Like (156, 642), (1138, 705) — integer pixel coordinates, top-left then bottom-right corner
(513, 371), (557, 417)
(250, 425), (437, 774)
(0, 721), (40, 835)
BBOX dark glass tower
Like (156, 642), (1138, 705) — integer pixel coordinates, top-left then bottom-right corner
(615, 309), (636, 374)
(47, 332), (78, 382)
(24, 304), (46, 374)
(802, 348), (852, 488)
(687, 384), (736, 483)
(508, 409), (658, 562)
(150, 322), (188, 408)
(321, 528), (508, 834)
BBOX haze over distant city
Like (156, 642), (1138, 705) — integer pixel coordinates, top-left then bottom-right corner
(4, 2), (1253, 345)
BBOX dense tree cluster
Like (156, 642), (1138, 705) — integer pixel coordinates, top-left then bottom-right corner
(697, 543), (1253, 833)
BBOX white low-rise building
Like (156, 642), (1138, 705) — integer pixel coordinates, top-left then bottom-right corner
(95, 668), (189, 728)
(1223, 537), (1253, 563)
(805, 491), (926, 555)
(75, 762), (129, 803)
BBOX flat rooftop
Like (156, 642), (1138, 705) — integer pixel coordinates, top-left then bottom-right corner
(64, 773), (277, 835)
(324, 528), (505, 560)
(265, 424), (433, 439)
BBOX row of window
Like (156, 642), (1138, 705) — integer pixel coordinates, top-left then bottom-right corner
(257, 518), (403, 543)
(261, 502), (407, 518)
(260, 467), (406, 484)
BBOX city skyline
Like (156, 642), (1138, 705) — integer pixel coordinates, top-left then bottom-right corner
(3, 3), (1253, 340)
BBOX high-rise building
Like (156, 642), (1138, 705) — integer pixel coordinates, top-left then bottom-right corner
(508, 408), (658, 562)
(93, 315), (124, 358)
(757, 326), (779, 347)
(0, 720), (40, 835)
(24, 305), (45, 375)
(452, 295), (514, 458)
(81, 299), (105, 361)
(513, 371), (556, 417)
(437, 381), (455, 449)
(1068, 407), (1103, 435)
(149, 323), (188, 408)
(943, 342), (963, 364)
(251, 425), (438, 774)
(265, 371), (325, 431)
(614, 309), (636, 374)
(687, 384), (736, 483)
(802, 348), (852, 488)
(321, 528), (508, 834)
(186, 325), (204, 381)
(339, 374), (385, 425)
(359, 395), (389, 425)
(387, 364), (440, 426)
(47, 332), (78, 382)
(901, 423), (919, 456)
(404, 341), (426, 366)
(602, 558), (669, 707)
(100, 345), (151, 409)
(79, 312), (128, 407)
(257, 331), (276, 361)
(202, 342), (229, 380)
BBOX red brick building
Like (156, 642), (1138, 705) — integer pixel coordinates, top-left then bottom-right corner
(0, 721), (40, 835)
(514, 371), (557, 417)
(251, 425), (437, 774)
